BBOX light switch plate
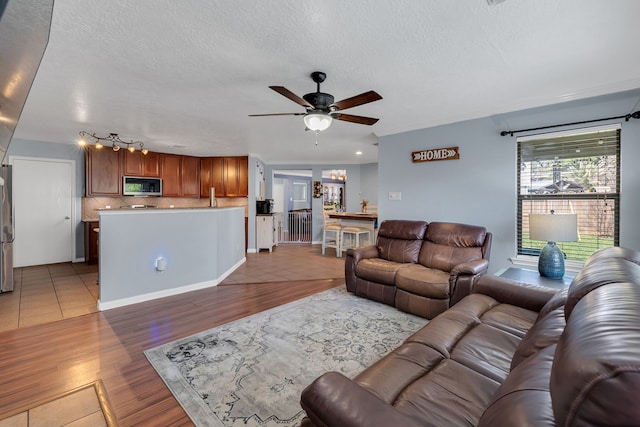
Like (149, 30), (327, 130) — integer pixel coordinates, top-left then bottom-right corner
(388, 192), (402, 200)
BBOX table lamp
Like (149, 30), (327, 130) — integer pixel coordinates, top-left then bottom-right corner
(529, 212), (578, 279)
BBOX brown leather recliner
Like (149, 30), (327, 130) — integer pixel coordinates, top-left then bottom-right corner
(395, 221), (492, 318)
(345, 220), (492, 318)
(345, 219), (428, 306)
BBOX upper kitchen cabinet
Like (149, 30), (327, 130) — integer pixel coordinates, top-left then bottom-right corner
(200, 156), (248, 198)
(224, 156), (248, 197)
(200, 157), (224, 198)
(85, 146), (121, 196)
(181, 155), (200, 197)
(161, 154), (200, 197)
(123, 151), (160, 177)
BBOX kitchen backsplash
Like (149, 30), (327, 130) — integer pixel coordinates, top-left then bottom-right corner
(82, 196), (248, 221)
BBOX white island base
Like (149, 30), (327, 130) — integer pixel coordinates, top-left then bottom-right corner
(97, 207), (245, 310)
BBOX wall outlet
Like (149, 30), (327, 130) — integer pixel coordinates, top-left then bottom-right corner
(388, 192), (402, 201)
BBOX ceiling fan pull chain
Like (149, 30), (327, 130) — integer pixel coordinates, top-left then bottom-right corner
(314, 130), (319, 146)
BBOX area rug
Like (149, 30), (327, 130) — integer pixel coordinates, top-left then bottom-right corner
(144, 287), (428, 427)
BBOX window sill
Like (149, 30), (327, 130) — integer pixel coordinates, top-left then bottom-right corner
(510, 255), (584, 273)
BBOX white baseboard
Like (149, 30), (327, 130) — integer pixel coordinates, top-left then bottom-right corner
(97, 257), (247, 311)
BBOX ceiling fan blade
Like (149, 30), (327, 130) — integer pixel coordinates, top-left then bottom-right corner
(331, 90), (382, 111)
(334, 113), (379, 126)
(269, 86), (314, 108)
(248, 112), (305, 117)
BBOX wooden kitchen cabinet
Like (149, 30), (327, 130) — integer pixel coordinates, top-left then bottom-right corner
(124, 151), (161, 177)
(143, 152), (161, 176)
(210, 157), (225, 197)
(84, 221), (99, 264)
(161, 154), (181, 196)
(181, 155), (200, 197)
(85, 146), (121, 196)
(224, 156), (248, 197)
(200, 157), (225, 198)
(199, 156), (248, 198)
(161, 154), (200, 197)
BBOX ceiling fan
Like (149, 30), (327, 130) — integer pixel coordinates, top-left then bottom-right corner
(249, 71), (382, 132)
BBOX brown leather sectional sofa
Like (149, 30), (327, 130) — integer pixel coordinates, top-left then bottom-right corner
(301, 246), (640, 426)
(345, 220), (492, 319)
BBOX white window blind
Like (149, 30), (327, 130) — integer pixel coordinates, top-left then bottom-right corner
(517, 126), (620, 261)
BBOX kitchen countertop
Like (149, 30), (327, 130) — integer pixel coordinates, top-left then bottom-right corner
(82, 206), (244, 221)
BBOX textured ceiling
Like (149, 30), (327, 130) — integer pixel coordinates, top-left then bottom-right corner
(13, 0), (640, 164)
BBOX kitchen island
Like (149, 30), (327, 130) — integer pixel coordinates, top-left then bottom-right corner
(97, 207), (245, 310)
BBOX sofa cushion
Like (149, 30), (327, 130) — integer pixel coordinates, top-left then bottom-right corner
(418, 241), (483, 273)
(405, 293), (535, 382)
(356, 258), (404, 286)
(477, 344), (556, 427)
(395, 264), (450, 299)
(564, 255), (640, 319)
(376, 220), (427, 263)
(417, 222), (487, 272)
(550, 281), (640, 426)
(392, 359), (500, 427)
(355, 342), (445, 404)
(510, 290), (567, 371)
(425, 222), (488, 247)
(510, 306), (565, 371)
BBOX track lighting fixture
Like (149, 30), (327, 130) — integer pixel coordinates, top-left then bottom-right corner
(78, 131), (148, 154)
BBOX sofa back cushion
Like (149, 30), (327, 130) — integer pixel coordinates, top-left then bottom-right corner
(418, 222), (487, 272)
(550, 280), (640, 426)
(377, 220), (428, 263)
(564, 246), (640, 319)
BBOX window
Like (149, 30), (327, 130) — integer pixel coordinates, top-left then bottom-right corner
(517, 125), (620, 262)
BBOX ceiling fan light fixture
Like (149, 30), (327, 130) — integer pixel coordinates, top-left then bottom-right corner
(303, 113), (332, 132)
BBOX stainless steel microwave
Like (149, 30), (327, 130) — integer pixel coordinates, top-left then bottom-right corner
(123, 176), (162, 196)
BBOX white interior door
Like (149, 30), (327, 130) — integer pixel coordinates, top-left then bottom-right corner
(12, 157), (75, 267)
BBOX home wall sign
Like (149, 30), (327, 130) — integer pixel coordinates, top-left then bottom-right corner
(411, 146), (459, 163)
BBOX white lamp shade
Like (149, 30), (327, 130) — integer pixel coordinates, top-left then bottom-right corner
(303, 113), (332, 131)
(529, 213), (578, 242)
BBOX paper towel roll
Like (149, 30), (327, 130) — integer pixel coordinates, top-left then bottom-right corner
(210, 187), (217, 207)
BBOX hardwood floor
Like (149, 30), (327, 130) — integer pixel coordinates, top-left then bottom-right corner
(0, 245), (345, 426)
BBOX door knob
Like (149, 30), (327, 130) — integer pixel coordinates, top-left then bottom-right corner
(65, 216), (70, 220)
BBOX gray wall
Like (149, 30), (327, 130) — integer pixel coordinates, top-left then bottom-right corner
(360, 163), (378, 206)
(378, 88), (640, 273)
(7, 138), (85, 259)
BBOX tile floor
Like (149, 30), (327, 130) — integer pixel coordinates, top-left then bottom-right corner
(0, 383), (113, 427)
(0, 262), (99, 333)
(0, 243), (345, 332)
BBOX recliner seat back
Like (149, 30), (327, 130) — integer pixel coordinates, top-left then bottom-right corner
(418, 222), (489, 272)
(376, 220), (428, 264)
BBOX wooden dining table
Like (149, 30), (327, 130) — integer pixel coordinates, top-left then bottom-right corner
(327, 212), (378, 243)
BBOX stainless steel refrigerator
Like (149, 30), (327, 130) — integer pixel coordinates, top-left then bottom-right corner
(0, 0), (54, 292)
(0, 165), (13, 292)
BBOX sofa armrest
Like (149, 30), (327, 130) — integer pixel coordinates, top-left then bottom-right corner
(448, 259), (490, 305)
(451, 259), (489, 276)
(346, 245), (379, 263)
(301, 371), (426, 427)
(345, 245), (379, 293)
(473, 275), (559, 312)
